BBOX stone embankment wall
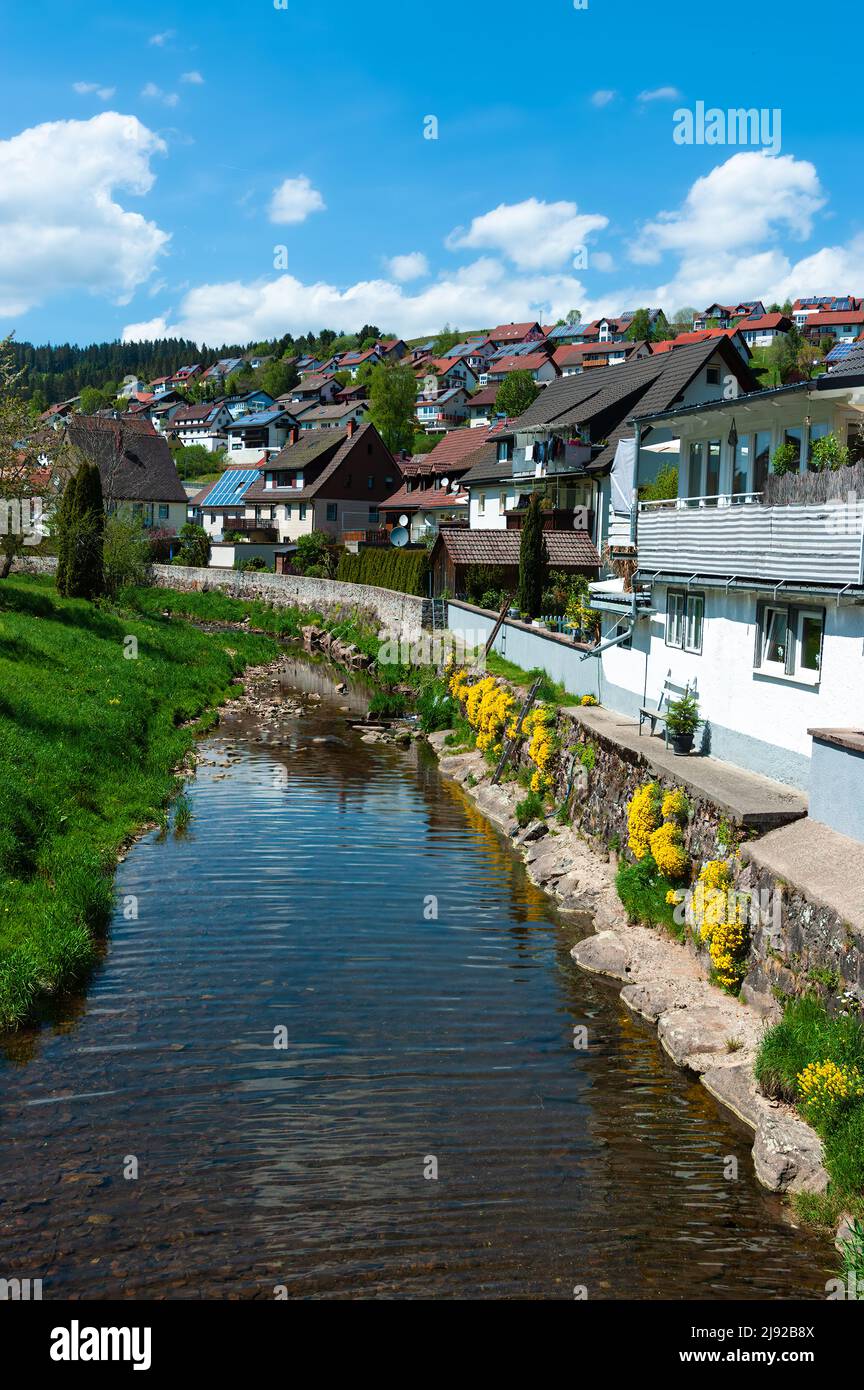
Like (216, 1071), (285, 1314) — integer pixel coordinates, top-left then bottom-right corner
(152, 565), (427, 633)
(12, 555), (427, 633)
(523, 701), (863, 1007)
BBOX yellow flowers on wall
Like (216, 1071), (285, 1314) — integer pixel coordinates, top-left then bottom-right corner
(649, 820), (690, 879)
(797, 1060), (864, 1129)
(627, 781), (662, 860)
(661, 788), (690, 824)
(448, 669), (559, 793)
(690, 858), (749, 991)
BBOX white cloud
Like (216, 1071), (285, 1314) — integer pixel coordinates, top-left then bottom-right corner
(631, 151), (825, 265)
(181, 71), (204, 85)
(591, 90), (617, 108)
(141, 82), (179, 108)
(385, 251), (429, 282)
(122, 259), (592, 344)
(446, 197), (608, 271)
(268, 175), (326, 225)
(638, 86), (683, 103)
(591, 251), (615, 272)
(73, 82), (116, 100)
(148, 31), (174, 47)
(0, 112), (169, 316)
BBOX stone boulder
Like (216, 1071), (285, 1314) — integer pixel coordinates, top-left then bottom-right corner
(571, 931), (631, 981)
(752, 1110), (829, 1194)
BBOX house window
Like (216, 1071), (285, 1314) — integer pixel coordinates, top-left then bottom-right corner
(754, 603), (823, 682)
(733, 437), (750, 496)
(753, 431), (771, 492)
(666, 591), (685, 647)
(666, 590), (704, 653)
(705, 440), (721, 501)
(706, 366), (721, 385)
(497, 493), (505, 515)
(326, 503), (337, 522)
(686, 442), (702, 498)
(369, 507), (379, 524)
(299, 504), (307, 521)
(783, 426), (803, 471)
(158, 504), (169, 520)
(478, 492), (486, 515)
(367, 476), (374, 489)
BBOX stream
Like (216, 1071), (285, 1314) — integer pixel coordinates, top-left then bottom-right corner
(0, 654), (830, 1299)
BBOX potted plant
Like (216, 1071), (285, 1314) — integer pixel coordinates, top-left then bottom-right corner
(665, 691), (700, 756)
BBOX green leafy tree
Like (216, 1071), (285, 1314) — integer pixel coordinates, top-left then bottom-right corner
(0, 334), (58, 578)
(651, 310), (671, 342)
(566, 309), (582, 326)
(433, 325), (461, 356)
(495, 370), (539, 418)
(102, 511), (151, 595)
(261, 356), (300, 399)
(78, 386), (115, 414)
(368, 363), (417, 453)
(625, 308), (653, 341)
(173, 522), (211, 568)
(517, 493), (549, 618)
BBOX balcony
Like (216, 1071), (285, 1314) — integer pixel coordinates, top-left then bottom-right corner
(638, 493), (864, 586)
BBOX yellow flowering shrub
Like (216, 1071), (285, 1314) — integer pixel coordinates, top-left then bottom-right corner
(580, 694), (598, 706)
(627, 782), (662, 860)
(797, 1060), (864, 1129)
(690, 858), (749, 990)
(661, 788), (690, 824)
(649, 821), (690, 880)
(522, 704), (556, 793)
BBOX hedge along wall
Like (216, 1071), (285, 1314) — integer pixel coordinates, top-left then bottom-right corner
(336, 547), (429, 596)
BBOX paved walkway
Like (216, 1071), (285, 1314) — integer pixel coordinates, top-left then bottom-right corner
(562, 704), (808, 830)
(744, 817), (864, 936)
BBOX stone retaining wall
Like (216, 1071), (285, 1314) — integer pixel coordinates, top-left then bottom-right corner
(152, 564), (427, 633)
(10, 555), (427, 633)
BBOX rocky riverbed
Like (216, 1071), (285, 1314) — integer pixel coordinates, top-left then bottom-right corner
(427, 731), (832, 1203)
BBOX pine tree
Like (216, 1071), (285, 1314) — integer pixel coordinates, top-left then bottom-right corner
(517, 493), (549, 618)
(55, 471), (81, 595)
(57, 465), (105, 599)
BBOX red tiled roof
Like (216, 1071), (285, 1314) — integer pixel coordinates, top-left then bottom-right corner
(488, 353), (554, 374)
(421, 429), (494, 470)
(486, 321), (541, 341)
(380, 482), (469, 512)
(803, 310), (864, 327)
(738, 313), (791, 331)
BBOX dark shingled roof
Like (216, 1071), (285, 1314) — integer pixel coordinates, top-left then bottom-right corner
(434, 526), (599, 568)
(243, 422), (391, 503)
(66, 416), (188, 503)
(506, 337), (759, 472)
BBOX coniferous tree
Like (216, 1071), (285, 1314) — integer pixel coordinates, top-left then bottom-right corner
(517, 493), (549, 618)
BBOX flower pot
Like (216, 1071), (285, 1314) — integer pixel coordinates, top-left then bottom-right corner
(670, 731), (694, 756)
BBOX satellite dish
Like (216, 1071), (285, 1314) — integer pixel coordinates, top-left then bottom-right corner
(390, 526), (409, 548)
(398, 513), (409, 527)
(440, 476), (450, 490)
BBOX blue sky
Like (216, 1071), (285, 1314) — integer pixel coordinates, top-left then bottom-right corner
(2, 0), (863, 346)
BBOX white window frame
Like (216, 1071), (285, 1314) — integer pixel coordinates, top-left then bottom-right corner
(796, 608), (824, 686)
(665, 590), (685, 648)
(684, 594), (704, 654)
(760, 604), (789, 676)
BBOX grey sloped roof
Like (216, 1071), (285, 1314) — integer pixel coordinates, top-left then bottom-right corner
(66, 416), (188, 503)
(458, 443), (508, 485)
(508, 337), (758, 472)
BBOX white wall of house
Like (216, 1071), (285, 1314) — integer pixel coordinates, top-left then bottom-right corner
(468, 484), (518, 528)
(597, 585), (864, 789)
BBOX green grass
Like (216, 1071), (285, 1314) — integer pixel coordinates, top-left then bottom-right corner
(754, 995), (864, 1104)
(484, 651), (589, 707)
(0, 574), (277, 1030)
(615, 855), (683, 937)
(756, 996), (864, 1231)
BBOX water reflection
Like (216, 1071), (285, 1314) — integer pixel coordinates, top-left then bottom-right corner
(0, 656), (831, 1299)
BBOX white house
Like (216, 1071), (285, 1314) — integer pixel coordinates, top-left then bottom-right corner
(224, 408), (297, 464)
(170, 401), (233, 452)
(591, 368), (864, 792)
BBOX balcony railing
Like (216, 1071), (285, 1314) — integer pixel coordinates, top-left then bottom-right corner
(638, 492), (864, 585)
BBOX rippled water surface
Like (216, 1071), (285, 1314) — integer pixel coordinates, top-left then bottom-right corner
(0, 657), (830, 1299)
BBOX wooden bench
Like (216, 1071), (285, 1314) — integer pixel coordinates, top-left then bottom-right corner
(639, 677), (693, 746)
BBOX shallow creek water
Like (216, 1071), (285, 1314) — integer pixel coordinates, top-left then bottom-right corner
(0, 655), (831, 1299)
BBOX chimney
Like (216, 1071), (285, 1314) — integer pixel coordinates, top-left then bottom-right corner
(289, 427), (298, 445)
(346, 418), (355, 438)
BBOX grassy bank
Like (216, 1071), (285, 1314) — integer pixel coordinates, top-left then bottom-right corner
(0, 574), (277, 1030)
(755, 995), (864, 1245)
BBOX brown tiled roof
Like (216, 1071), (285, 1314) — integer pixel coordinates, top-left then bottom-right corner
(380, 481), (468, 511)
(488, 353), (556, 374)
(298, 402), (367, 422)
(244, 422), (390, 503)
(65, 416), (187, 503)
(467, 386), (500, 407)
(435, 527), (599, 567)
(290, 374), (331, 394)
(486, 321), (541, 341)
(420, 428), (494, 471)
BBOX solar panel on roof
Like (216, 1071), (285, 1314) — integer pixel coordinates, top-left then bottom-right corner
(201, 468), (262, 507)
